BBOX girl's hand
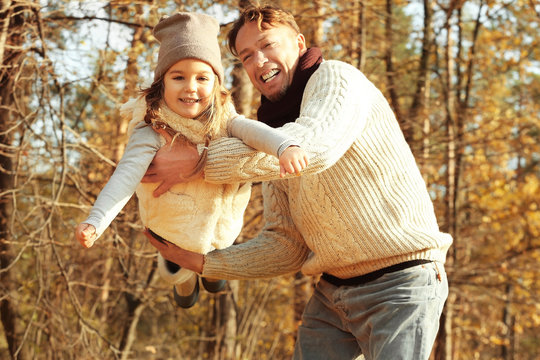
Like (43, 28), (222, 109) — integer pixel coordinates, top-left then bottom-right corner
(279, 146), (309, 178)
(75, 223), (97, 248)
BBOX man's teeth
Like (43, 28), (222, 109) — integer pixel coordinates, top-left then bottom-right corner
(262, 69), (279, 82)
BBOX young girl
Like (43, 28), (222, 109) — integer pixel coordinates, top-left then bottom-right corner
(75, 12), (308, 308)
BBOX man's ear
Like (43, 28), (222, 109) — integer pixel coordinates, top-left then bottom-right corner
(297, 33), (307, 53)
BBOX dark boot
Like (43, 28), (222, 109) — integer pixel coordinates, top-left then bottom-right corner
(201, 278), (227, 293)
(173, 276), (199, 309)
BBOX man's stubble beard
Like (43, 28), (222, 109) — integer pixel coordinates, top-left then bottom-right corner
(265, 83), (289, 102)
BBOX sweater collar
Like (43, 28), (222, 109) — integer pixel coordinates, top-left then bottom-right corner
(257, 47), (323, 128)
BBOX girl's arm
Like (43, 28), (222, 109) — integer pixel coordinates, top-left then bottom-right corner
(228, 116), (308, 177)
(228, 116), (299, 157)
(79, 122), (160, 245)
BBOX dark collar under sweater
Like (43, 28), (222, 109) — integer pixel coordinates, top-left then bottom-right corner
(257, 47), (323, 128)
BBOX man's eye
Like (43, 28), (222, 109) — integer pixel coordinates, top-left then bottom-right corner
(241, 54), (252, 63)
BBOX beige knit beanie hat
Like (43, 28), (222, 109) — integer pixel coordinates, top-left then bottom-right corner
(153, 12), (224, 83)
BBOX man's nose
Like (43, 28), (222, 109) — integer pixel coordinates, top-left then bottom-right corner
(255, 50), (267, 67)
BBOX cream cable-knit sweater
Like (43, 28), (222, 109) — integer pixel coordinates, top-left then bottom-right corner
(84, 98), (295, 254)
(201, 60), (453, 280)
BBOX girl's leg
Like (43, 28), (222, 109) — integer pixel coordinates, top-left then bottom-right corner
(156, 253), (199, 308)
(201, 277), (227, 293)
(173, 273), (199, 308)
(157, 253), (193, 284)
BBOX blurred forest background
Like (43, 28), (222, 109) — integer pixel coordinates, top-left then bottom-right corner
(0, 0), (539, 359)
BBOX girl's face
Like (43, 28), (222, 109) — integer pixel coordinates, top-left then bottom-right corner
(163, 59), (216, 119)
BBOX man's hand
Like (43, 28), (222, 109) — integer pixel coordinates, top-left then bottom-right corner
(279, 146), (309, 178)
(144, 229), (204, 274)
(142, 125), (202, 197)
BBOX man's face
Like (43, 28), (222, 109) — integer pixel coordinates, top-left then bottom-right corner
(235, 21), (307, 102)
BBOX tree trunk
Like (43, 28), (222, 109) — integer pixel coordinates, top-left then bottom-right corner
(501, 283), (514, 360)
(212, 282), (239, 360)
(114, 7), (146, 163)
(357, 0), (367, 72)
(119, 295), (145, 359)
(384, 0), (407, 141)
(311, 0), (324, 47)
(349, 0), (366, 71)
(0, 94), (20, 360)
(435, 7), (457, 360)
(411, 0), (433, 160)
(0, 2), (27, 358)
(435, 18), (453, 360)
(231, 62), (254, 118)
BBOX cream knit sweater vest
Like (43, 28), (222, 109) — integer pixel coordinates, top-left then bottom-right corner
(124, 98), (251, 254)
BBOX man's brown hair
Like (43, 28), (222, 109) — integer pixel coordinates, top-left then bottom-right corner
(227, 5), (301, 57)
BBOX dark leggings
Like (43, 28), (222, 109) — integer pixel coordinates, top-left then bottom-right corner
(148, 228), (181, 273)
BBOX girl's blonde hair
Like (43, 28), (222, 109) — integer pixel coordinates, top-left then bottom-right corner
(140, 72), (231, 177)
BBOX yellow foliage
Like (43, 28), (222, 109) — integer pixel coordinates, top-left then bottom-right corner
(523, 175), (539, 195)
(489, 335), (508, 346)
(532, 312), (540, 327)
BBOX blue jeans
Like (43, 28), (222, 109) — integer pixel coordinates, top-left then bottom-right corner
(293, 261), (448, 360)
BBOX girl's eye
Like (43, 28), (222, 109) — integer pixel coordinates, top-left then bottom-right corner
(198, 76), (209, 81)
(173, 76), (184, 81)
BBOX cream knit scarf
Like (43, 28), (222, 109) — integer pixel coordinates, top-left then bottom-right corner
(155, 103), (211, 145)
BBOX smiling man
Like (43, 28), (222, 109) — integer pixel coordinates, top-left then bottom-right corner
(143, 5), (452, 360)
(234, 19), (306, 102)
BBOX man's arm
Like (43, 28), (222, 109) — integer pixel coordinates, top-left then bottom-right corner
(204, 61), (375, 184)
(202, 181), (310, 279)
(144, 229), (204, 273)
(146, 181), (310, 279)
(141, 113), (302, 196)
